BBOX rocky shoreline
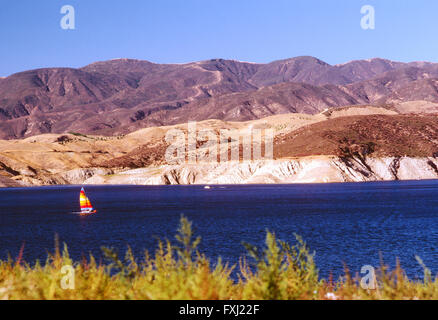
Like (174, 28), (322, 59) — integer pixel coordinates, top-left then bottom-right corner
(82, 156), (438, 185)
(3, 155), (438, 187)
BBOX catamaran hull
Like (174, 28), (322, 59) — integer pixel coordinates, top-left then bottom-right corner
(80, 210), (97, 216)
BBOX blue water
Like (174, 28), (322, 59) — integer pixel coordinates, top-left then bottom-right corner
(1, 181), (438, 279)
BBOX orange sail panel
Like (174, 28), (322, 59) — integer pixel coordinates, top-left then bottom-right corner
(79, 187), (95, 213)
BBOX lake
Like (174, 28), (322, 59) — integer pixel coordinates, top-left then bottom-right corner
(1, 181), (438, 280)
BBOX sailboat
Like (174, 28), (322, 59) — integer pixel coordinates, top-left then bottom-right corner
(79, 187), (97, 215)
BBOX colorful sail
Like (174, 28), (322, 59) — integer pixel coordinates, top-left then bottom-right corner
(79, 187), (95, 214)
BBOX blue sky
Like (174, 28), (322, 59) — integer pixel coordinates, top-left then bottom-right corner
(0, 0), (437, 76)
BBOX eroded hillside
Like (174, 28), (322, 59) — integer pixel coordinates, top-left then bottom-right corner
(1, 105), (437, 186)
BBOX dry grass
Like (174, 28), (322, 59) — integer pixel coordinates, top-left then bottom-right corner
(274, 114), (438, 158)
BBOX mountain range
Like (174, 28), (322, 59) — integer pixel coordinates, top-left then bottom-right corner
(1, 56), (438, 139)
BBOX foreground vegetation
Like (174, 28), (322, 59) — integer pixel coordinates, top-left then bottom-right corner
(1, 217), (438, 300)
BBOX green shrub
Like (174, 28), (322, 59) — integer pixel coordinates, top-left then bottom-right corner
(0, 216), (437, 300)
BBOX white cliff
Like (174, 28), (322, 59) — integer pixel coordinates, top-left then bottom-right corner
(83, 156), (438, 185)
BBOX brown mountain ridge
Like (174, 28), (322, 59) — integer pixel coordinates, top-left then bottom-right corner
(1, 56), (438, 139)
